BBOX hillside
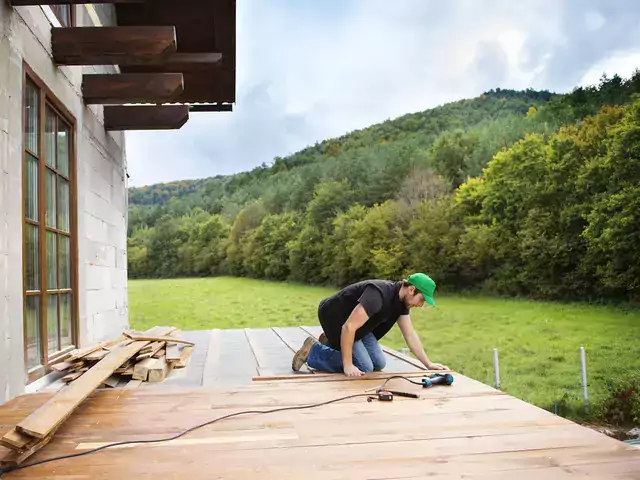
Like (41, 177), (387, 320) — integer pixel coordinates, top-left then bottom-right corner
(129, 88), (555, 210)
(127, 71), (640, 304)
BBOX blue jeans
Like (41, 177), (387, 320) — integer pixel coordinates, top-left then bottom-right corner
(306, 333), (387, 373)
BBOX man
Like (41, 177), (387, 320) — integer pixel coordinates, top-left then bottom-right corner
(292, 273), (449, 377)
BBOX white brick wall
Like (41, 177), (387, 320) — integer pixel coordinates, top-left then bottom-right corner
(0, 3), (129, 403)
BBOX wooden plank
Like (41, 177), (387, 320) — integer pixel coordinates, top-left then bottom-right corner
(84, 348), (110, 362)
(101, 375), (120, 388)
(160, 53), (223, 72)
(148, 357), (173, 383)
(50, 361), (75, 372)
(0, 429), (34, 451)
(123, 333), (194, 346)
(202, 329), (258, 387)
(132, 357), (156, 381)
(174, 345), (193, 368)
(166, 343), (181, 361)
(0, 433), (53, 467)
(246, 328), (310, 377)
(251, 370), (429, 383)
(104, 105), (189, 131)
(82, 73), (184, 105)
(123, 379), (143, 390)
(66, 341), (106, 362)
(135, 341), (165, 361)
(13, 327), (173, 439)
(62, 370), (85, 383)
(52, 26), (176, 66)
(270, 327), (310, 352)
(0, 377), (638, 478)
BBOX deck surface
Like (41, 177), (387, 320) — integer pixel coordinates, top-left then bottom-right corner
(140, 325), (423, 390)
(3, 327), (639, 478)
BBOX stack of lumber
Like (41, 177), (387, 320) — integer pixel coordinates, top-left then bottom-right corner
(0, 326), (194, 467)
(51, 327), (194, 387)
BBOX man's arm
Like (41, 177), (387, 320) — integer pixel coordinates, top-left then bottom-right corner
(397, 315), (449, 370)
(341, 304), (370, 376)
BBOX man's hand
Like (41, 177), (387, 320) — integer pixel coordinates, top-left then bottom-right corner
(427, 362), (449, 371)
(344, 364), (364, 377)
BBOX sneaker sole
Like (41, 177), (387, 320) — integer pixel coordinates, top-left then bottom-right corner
(292, 337), (316, 371)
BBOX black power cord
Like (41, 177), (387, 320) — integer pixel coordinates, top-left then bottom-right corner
(379, 375), (425, 389)
(0, 388), (411, 477)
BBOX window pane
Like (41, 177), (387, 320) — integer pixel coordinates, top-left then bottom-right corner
(25, 153), (38, 222)
(46, 169), (57, 228)
(57, 121), (69, 177)
(24, 81), (39, 154)
(47, 294), (59, 354)
(26, 296), (41, 369)
(45, 107), (56, 168)
(58, 178), (70, 232)
(60, 293), (72, 348)
(46, 231), (57, 289)
(26, 224), (39, 291)
(60, 235), (70, 289)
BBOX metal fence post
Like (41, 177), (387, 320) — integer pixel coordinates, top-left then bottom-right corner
(493, 348), (500, 390)
(580, 346), (588, 406)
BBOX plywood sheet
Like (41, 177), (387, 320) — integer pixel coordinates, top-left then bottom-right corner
(1, 371), (638, 479)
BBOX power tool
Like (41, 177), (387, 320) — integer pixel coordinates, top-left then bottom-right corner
(421, 373), (454, 388)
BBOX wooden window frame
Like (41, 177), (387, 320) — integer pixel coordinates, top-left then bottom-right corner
(22, 62), (79, 384)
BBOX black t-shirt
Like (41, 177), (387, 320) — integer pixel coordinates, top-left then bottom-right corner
(317, 280), (409, 349)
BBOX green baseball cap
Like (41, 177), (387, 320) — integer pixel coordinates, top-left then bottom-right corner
(407, 273), (436, 307)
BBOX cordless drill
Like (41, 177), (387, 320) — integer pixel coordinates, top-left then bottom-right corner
(421, 373), (454, 388)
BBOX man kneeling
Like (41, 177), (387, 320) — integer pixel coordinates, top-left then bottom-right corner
(292, 273), (449, 377)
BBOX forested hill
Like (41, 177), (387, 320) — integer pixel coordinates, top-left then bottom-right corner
(129, 88), (555, 209)
(128, 72), (640, 303)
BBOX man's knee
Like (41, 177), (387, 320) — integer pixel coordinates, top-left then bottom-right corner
(352, 345), (374, 372)
(372, 354), (386, 371)
(355, 358), (374, 373)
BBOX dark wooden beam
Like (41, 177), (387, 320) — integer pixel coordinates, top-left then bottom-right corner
(188, 104), (233, 112)
(82, 73), (184, 105)
(104, 105), (189, 130)
(161, 53), (222, 71)
(52, 26), (176, 66)
(10, 0), (143, 4)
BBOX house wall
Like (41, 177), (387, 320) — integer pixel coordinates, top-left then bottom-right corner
(0, 4), (129, 403)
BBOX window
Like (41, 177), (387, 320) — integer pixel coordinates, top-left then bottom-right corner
(51, 5), (73, 27)
(23, 66), (77, 382)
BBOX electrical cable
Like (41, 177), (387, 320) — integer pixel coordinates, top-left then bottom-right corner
(0, 391), (387, 477)
(379, 375), (424, 389)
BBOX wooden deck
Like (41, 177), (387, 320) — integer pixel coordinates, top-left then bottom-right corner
(134, 326), (424, 390)
(3, 326), (639, 478)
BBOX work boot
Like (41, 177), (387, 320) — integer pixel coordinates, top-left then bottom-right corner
(319, 332), (328, 345)
(292, 336), (317, 371)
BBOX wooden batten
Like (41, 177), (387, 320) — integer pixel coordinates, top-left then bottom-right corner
(82, 73), (184, 104)
(52, 26), (176, 66)
(189, 104), (233, 112)
(104, 105), (189, 130)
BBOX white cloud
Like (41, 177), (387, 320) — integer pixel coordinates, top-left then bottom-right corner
(580, 51), (640, 86)
(125, 0), (640, 187)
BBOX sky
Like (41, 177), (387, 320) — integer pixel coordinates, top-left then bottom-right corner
(124, 0), (640, 187)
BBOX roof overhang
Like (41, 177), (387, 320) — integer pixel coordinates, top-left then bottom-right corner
(9, 0), (237, 130)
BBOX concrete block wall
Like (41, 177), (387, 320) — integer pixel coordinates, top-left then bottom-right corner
(0, 3), (129, 403)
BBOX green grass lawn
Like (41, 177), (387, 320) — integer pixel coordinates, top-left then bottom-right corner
(129, 276), (640, 424)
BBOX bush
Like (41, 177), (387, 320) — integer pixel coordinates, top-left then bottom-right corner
(592, 372), (640, 425)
